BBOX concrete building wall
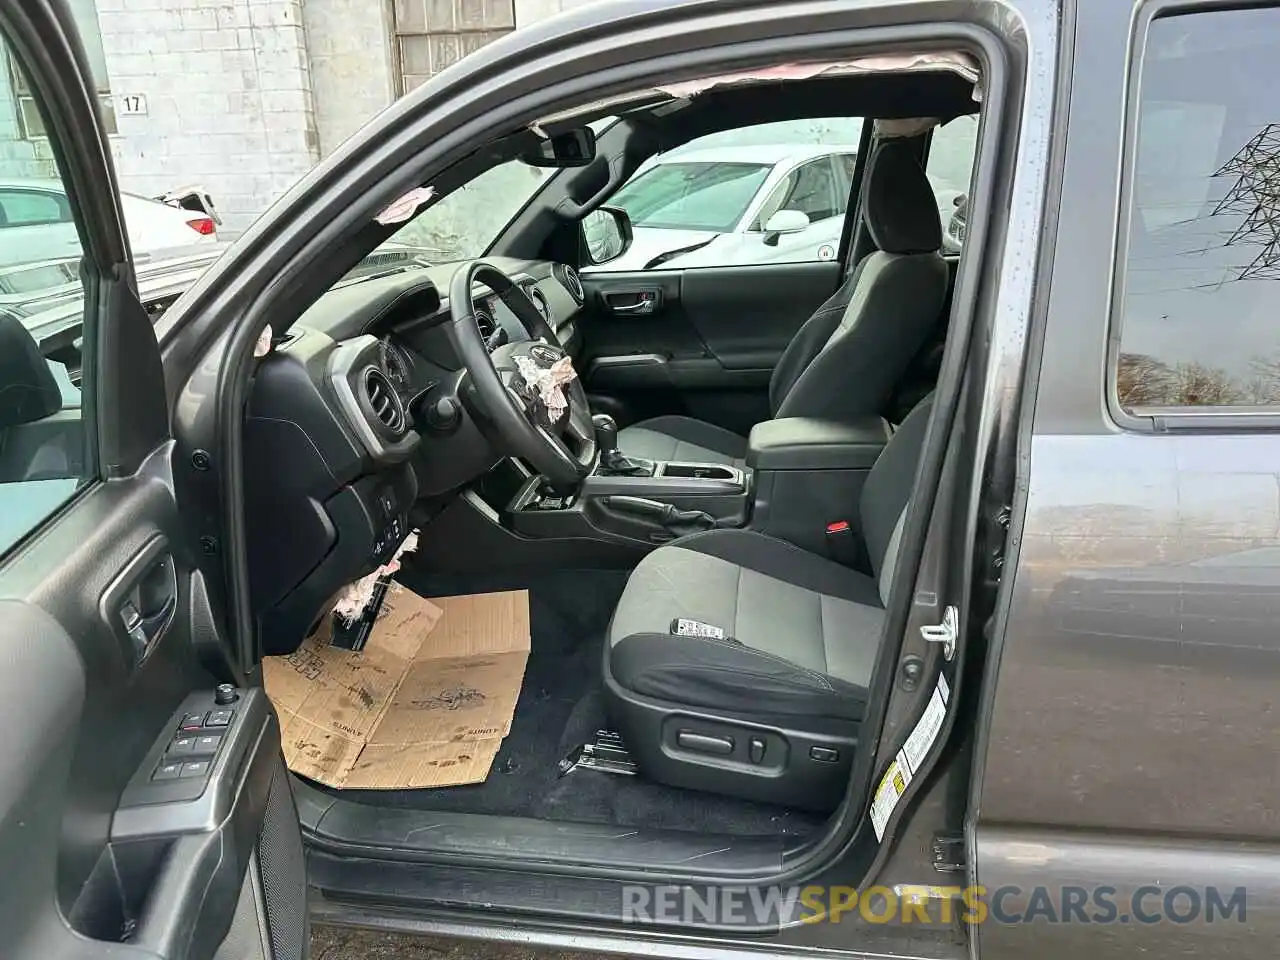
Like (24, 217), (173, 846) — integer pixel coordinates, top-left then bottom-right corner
(96, 0), (321, 231)
(304, 0), (397, 156)
(0, 0), (601, 236)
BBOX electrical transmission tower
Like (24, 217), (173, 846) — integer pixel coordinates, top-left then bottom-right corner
(1212, 123), (1280, 280)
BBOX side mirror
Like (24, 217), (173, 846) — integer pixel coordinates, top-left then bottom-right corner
(520, 127), (597, 168)
(582, 206), (633, 266)
(762, 209), (810, 246)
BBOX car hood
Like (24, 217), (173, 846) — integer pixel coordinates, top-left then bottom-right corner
(603, 226), (721, 271)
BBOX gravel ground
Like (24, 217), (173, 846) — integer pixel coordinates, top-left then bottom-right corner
(310, 927), (613, 960)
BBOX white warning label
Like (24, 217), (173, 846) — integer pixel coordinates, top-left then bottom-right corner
(871, 673), (952, 841)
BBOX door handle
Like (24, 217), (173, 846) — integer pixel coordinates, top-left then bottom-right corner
(101, 539), (179, 667)
(603, 289), (661, 315)
(120, 591), (177, 657)
(612, 300), (656, 315)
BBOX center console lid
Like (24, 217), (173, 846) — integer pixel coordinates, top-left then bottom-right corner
(747, 416), (891, 472)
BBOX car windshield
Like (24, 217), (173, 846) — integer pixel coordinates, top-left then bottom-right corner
(375, 118), (619, 262)
(608, 162), (773, 232)
(380, 160), (554, 262)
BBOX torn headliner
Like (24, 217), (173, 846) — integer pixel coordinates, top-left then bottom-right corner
(533, 51), (981, 134)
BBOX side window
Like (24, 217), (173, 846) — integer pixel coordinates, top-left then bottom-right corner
(0, 189), (70, 227)
(1115, 8), (1280, 412)
(0, 41), (95, 554)
(925, 115), (979, 253)
(583, 117), (864, 272)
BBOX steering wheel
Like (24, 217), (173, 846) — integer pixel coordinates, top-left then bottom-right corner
(447, 261), (596, 487)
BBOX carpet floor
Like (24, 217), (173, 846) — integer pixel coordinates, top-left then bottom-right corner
(322, 565), (824, 839)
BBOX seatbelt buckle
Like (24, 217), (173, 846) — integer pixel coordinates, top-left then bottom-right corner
(825, 520), (858, 565)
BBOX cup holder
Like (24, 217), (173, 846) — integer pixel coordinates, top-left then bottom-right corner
(660, 463), (737, 481)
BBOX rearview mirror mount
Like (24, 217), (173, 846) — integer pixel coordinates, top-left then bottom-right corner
(520, 128), (597, 168)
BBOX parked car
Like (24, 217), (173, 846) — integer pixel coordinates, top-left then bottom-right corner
(588, 144), (860, 270)
(9, 239), (435, 398)
(3, 3), (1278, 960)
(0, 177), (217, 266)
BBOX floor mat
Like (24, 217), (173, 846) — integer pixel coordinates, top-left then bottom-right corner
(322, 565), (824, 839)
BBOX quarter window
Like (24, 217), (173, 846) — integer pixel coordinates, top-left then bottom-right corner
(1116, 8), (1280, 412)
(926, 115), (978, 253)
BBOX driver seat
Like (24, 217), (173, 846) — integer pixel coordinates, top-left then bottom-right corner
(602, 396), (934, 811)
(616, 140), (946, 467)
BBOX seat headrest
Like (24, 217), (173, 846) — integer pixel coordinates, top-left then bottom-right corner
(863, 139), (942, 255)
(0, 314), (61, 430)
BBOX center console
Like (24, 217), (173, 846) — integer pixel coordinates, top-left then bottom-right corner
(499, 413), (751, 545)
(429, 413), (892, 573)
(746, 415), (891, 556)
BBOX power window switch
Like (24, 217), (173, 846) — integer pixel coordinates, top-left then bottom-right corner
(153, 760), (183, 782)
(204, 709), (234, 728)
(192, 734), (222, 756)
(179, 712), (206, 732)
(168, 736), (197, 757)
(179, 760), (211, 779)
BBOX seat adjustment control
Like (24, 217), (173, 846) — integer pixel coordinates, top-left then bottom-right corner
(749, 737), (766, 764)
(677, 730), (734, 756)
(810, 745), (840, 763)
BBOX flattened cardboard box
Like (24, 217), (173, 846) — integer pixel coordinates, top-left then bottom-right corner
(263, 588), (530, 789)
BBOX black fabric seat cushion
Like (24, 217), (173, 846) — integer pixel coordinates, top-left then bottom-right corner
(616, 416), (748, 467)
(607, 529), (886, 721)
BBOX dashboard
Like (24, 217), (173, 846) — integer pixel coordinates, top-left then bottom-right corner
(241, 257), (587, 652)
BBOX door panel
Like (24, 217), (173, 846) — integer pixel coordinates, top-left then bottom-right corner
(1, 460), (301, 960)
(580, 261), (840, 433)
(0, 2), (305, 958)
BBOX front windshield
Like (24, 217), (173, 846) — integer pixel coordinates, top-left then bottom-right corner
(381, 160), (553, 262)
(608, 162), (772, 232)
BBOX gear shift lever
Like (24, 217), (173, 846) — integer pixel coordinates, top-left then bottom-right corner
(593, 413), (619, 458)
(592, 414), (654, 477)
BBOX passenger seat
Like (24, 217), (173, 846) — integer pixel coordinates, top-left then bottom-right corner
(602, 395), (935, 811)
(615, 140), (947, 467)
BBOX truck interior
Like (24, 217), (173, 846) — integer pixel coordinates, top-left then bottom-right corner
(232, 60), (985, 881)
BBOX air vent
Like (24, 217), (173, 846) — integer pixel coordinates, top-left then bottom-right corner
(528, 287), (552, 323)
(474, 305), (497, 340)
(554, 264), (584, 305)
(361, 367), (406, 436)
